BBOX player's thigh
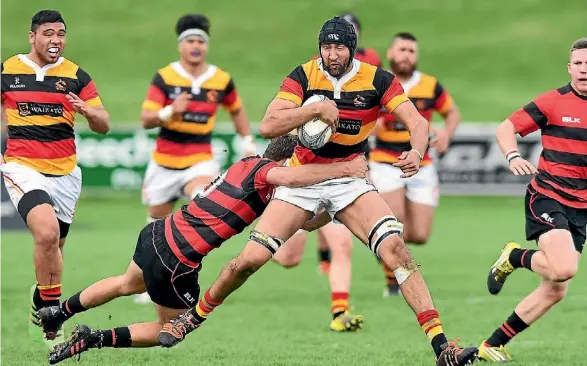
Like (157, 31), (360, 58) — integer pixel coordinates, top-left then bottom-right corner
(142, 160), (183, 208)
(380, 189), (406, 222)
(122, 259), (147, 294)
(335, 190), (397, 245)
(49, 166), (82, 239)
(318, 222), (352, 255)
(404, 164), (439, 241)
(134, 221), (200, 309)
(269, 184), (322, 240)
(1, 162), (60, 241)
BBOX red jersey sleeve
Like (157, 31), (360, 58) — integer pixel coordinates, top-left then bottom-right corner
(433, 81), (454, 114)
(275, 65), (307, 106)
(221, 78), (242, 113)
(142, 73), (167, 111)
(374, 68), (409, 113)
(254, 159), (280, 189)
(76, 68), (102, 107)
(509, 91), (554, 137)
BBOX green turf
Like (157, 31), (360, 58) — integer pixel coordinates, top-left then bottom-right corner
(2, 0), (586, 123)
(2, 195), (585, 365)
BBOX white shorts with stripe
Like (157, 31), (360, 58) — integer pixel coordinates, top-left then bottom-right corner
(0, 161), (82, 224)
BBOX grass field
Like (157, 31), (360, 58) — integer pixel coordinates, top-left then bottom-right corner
(2, 0), (586, 122)
(2, 195), (586, 365)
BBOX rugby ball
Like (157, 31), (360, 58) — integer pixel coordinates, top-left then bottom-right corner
(298, 94), (334, 150)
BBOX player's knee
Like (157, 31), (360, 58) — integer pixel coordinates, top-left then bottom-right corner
(406, 233), (429, 245)
(273, 253), (302, 268)
(34, 224), (60, 249)
(550, 262), (578, 283)
(379, 235), (411, 263)
(330, 237), (352, 260)
(542, 282), (569, 304)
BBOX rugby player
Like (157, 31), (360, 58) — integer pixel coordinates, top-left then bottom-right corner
(159, 17), (478, 366)
(478, 38), (587, 362)
(273, 11), (385, 332)
(308, 13), (381, 288)
(37, 135), (368, 364)
(0, 10), (110, 346)
(369, 32), (460, 296)
(136, 13), (256, 304)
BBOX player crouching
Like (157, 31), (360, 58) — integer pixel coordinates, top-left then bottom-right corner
(37, 135), (368, 364)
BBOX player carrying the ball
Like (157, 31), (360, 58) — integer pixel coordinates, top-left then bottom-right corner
(159, 17), (478, 366)
(37, 135), (367, 364)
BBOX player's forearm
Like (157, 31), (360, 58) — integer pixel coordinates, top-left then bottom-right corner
(86, 107), (110, 134)
(409, 117), (430, 157)
(259, 104), (319, 138)
(277, 162), (350, 187)
(230, 108), (252, 136)
(496, 119), (520, 156)
(140, 110), (164, 129)
(442, 106), (461, 137)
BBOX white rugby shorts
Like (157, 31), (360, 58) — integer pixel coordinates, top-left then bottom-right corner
(274, 176), (377, 223)
(0, 161), (82, 224)
(368, 161), (439, 207)
(141, 158), (220, 206)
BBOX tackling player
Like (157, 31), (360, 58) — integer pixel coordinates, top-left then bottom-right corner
(478, 38), (587, 362)
(0, 10), (110, 346)
(159, 17), (478, 366)
(369, 32), (460, 296)
(37, 135), (368, 364)
(136, 14), (256, 303)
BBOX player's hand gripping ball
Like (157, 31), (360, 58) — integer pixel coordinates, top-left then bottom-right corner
(297, 95), (337, 150)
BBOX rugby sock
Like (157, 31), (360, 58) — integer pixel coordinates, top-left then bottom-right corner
(486, 311), (529, 347)
(331, 292), (349, 319)
(509, 248), (537, 271)
(190, 289), (223, 322)
(35, 283), (61, 308)
(60, 291), (86, 320)
(417, 309), (448, 358)
(318, 248), (331, 263)
(98, 327), (132, 348)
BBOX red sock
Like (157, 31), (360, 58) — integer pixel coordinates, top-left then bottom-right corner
(331, 292), (349, 318)
(417, 309), (448, 358)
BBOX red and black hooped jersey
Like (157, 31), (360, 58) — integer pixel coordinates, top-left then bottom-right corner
(1, 55), (102, 175)
(164, 156), (279, 267)
(371, 71), (453, 166)
(276, 59), (408, 166)
(142, 62), (242, 169)
(510, 83), (587, 209)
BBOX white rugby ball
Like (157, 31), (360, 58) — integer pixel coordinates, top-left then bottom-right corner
(298, 94), (334, 150)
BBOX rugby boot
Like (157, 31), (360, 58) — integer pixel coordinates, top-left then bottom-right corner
(330, 311), (364, 332)
(487, 242), (521, 295)
(38, 305), (68, 340)
(436, 339), (479, 366)
(49, 324), (101, 365)
(478, 341), (512, 362)
(159, 310), (203, 348)
(29, 284), (65, 348)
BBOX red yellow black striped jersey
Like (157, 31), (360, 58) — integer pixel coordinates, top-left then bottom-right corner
(276, 59), (408, 166)
(510, 84), (587, 209)
(371, 71), (453, 166)
(142, 62), (242, 170)
(165, 156), (278, 267)
(1, 54), (102, 175)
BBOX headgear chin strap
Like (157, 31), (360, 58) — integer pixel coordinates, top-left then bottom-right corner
(178, 28), (210, 45)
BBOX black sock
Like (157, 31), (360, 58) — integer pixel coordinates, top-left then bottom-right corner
(98, 327), (132, 348)
(318, 248), (331, 263)
(432, 333), (448, 358)
(60, 292), (86, 320)
(486, 311), (529, 347)
(509, 248), (537, 270)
